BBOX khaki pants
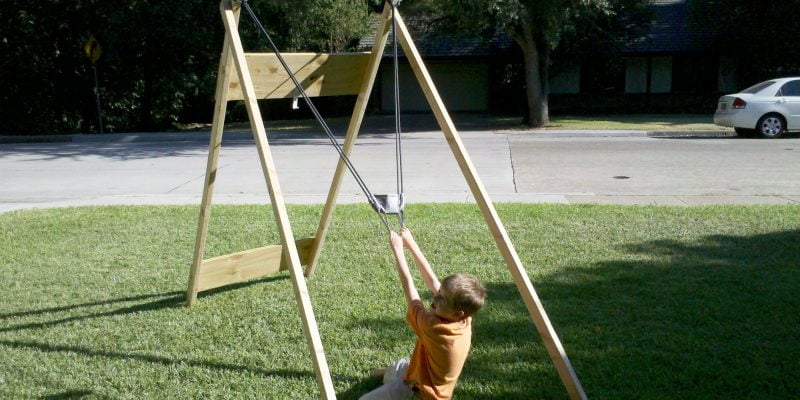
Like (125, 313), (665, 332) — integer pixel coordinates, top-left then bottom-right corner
(359, 359), (419, 400)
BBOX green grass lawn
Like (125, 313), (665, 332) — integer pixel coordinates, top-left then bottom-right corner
(542, 114), (726, 131)
(181, 113), (727, 134)
(1, 204), (798, 399)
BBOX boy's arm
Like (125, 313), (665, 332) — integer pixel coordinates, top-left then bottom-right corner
(390, 231), (420, 305)
(400, 228), (440, 294)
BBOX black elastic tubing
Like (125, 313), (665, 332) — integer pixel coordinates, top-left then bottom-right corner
(391, 3), (405, 228)
(239, 0), (406, 231)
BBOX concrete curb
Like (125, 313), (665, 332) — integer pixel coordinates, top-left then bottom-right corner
(3, 193), (796, 214)
(648, 130), (736, 138)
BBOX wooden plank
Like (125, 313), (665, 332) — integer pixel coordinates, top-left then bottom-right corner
(187, 6), (239, 307)
(305, 3), (393, 277)
(197, 238), (315, 292)
(226, 52), (371, 101)
(220, 1), (336, 399)
(394, 10), (587, 400)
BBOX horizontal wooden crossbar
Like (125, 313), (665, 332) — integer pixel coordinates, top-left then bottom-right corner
(197, 237), (315, 292)
(226, 52), (371, 101)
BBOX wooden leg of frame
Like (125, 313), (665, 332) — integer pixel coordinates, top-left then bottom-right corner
(221, 1), (335, 398)
(187, 8), (238, 307)
(394, 10), (587, 400)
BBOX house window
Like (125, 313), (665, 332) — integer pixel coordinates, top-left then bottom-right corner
(580, 57), (625, 94)
(550, 64), (581, 94)
(625, 57), (648, 94)
(672, 56), (718, 93)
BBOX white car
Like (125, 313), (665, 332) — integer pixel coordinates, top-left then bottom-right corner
(714, 77), (800, 138)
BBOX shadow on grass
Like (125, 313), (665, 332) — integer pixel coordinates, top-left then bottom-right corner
(506, 229), (799, 399)
(347, 229), (800, 399)
(0, 294), (184, 334)
(0, 292), (182, 320)
(338, 376), (383, 400)
(0, 274), (288, 333)
(197, 273), (289, 299)
(0, 273), (329, 383)
(40, 390), (100, 399)
(0, 338), (315, 381)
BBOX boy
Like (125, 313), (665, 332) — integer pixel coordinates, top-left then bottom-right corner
(361, 228), (486, 400)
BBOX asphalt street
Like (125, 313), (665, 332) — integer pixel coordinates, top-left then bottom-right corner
(1, 129), (799, 213)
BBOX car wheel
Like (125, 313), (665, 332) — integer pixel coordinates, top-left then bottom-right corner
(734, 127), (756, 137)
(757, 114), (786, 138)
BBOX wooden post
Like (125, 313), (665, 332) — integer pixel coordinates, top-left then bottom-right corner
(305, 3), (393, 276)
(186, 7), (239, 307)
(220, 1), (335, 398)
(393, 11), (587, 400)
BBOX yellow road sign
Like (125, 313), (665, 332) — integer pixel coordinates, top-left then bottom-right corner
(84, 34), (102, 64)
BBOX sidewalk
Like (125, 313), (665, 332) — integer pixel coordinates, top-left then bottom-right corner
(2, 117), (795, 214)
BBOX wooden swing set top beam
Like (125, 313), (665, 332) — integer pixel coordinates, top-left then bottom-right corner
(226, 52), (371, 101)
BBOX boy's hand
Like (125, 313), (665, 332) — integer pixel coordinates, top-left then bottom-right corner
(389, 231), (404, 251)
(400, 228), (416, 248)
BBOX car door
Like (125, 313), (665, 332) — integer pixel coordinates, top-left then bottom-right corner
(776, 79), (800, 130)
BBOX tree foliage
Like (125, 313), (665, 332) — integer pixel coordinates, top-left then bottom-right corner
(0, 0), (375, 134)
(272, 0), (377, 53)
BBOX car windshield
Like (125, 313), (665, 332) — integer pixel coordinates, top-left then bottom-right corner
(741, 81), (776, 94)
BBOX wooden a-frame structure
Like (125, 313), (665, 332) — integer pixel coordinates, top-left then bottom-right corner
(187, 1), (587, 399)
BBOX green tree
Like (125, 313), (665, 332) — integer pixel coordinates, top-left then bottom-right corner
(0, 0), (376, 134)
(403, 0), (650, 127)
(278, 0), (376, 52)
(0, 0), (222, 133)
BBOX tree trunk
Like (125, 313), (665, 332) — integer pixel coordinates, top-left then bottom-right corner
(509, 22), (549, 127)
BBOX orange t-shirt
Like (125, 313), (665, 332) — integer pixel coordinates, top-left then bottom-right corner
(403, 299), (472, 400)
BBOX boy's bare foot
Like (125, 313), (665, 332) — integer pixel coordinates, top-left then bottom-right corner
(369, 368), (386, 378)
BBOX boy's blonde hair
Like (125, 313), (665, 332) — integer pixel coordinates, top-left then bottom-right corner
(440, 274), (486, 317)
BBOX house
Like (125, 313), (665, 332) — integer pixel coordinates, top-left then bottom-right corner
(366, 0), (732, 115)
(548, 0), (735, 113)
(360, 21), (516, 113)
